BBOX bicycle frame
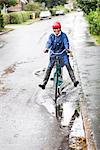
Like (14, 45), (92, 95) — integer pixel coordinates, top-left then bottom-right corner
(54, 56), (63, 120)
(51, 49), (66, 120)
(54, 56), (62, 101)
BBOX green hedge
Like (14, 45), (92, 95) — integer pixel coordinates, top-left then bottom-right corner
(2, 11), (39, 25)
(2, 13), (10, 25)
(86, 10), (100, 35)
(21, 11), (31, 22)
(3, 11), (33, 24)
(10, 12), (23, 24)
(34, 11), (40, 18)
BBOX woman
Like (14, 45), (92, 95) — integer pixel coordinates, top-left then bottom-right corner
(39, 21), (79, 89)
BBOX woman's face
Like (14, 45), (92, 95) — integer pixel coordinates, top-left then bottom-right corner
(53, 28), (61, 35)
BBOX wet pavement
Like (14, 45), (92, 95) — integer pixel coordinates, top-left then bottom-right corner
(0, 11), (99, 149)
(0, 60), (65, 150)
(71, 12), (100, 149)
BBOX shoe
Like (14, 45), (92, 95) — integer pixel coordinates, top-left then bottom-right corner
(38, 84), (45, 90)
(50, 77), (54, 81)
(74, 81), (79, 87)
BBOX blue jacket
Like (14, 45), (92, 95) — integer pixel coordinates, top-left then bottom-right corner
(46, 31), (70, 67)
(46, 31), (69, 54)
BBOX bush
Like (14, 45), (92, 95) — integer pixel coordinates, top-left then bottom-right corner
(0, 13), (4, 28)
(76, 0), (99, 14)
(21, 11), (31, 22)
(49, 9), (56, 16)
(8, 11), (33, 24)
(10, 12), (23, 24)
(2, 11), (37, 25)
(34, 11), (40, 18)
(2, 13), (10, 25)
(28, 11), (33, 19)
(24, 2), (41, 18)
(86, 10), (100, 35)
(24, 2), (41, 11)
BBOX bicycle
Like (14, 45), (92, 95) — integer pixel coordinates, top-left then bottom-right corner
(51, 49), (66, 121)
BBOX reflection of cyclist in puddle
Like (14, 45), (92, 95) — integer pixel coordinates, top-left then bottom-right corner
(39, 22), (79, 90)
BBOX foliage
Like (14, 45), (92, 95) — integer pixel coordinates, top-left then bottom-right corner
(49, 5), (69, 16)
(54, 5), (69, 13)
(24, 2), (41, 11)
(21, 11), (31, 22)
(0, 0), (17, 9)
(34, 11), (40, 18)
(10, 12), (23, 24)
(86, 9), (100, 35)
(2, 13), (10, 25)
(35, 0), (67, 8)
(93, 35), (100, 45)
(0, 12), (4, 28)
(24, 2), (42, 18)
(9, 11), (33, 24)
(76, 0), (100, 14)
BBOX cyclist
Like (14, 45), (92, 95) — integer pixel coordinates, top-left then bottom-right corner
(39, 21), (79, 90)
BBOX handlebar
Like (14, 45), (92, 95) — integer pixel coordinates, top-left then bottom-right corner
(50, 49), (67, 56)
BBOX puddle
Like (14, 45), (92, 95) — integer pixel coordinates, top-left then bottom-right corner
(56, 87), (86, 149)
(61, 102), (75, 126)
(36, 90), (55, 115)
(33, 65), (86, 150)
(36, 81), (86, 149)
(58, 102), (86, 150)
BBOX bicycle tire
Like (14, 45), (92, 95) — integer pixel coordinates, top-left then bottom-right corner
(54, 57), (63, 120)
(55, 72), (59, 119)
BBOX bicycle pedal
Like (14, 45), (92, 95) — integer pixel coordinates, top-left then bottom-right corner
(62, 91), (66, 95)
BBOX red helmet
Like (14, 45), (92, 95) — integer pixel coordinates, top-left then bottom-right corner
(52, 21), (61, 29)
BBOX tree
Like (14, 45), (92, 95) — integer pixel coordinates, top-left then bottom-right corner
(34, 0), (66, 8)
(76, 0), (99, 14)
(24, 2), (41, 11)
(0, 0), (17, 9)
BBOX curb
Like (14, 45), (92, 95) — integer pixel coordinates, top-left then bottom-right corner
(79, 94), (97, 150)
(0, 29), (14, 35)
(73, 55), (97, 149)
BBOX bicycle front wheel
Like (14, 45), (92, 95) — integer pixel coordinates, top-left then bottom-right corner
(55, 73), (59, 119)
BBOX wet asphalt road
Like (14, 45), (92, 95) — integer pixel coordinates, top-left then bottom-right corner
(0, 17), (66, 150)
(0, 11), (100, 149)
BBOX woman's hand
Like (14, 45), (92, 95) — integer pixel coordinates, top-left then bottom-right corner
(66, 49), (74, 57)
(69, 51), (74, 57)
(44, 49), (49, 53)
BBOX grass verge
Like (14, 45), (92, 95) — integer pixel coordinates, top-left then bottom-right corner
(7, 18), (39, 26)
(0, 28), (14, 34)
(93, 35), (100, 45)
